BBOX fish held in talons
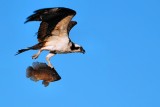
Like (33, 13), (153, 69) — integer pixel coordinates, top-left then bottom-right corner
(26, 62), (61, 87)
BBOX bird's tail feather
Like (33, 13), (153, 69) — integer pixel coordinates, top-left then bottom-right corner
(15, 42), (45, 55)
(16, 48), (30, 55)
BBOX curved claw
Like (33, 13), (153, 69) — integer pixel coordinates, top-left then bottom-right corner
(32, 54), (39, 59)
(48, 63), (53, 68)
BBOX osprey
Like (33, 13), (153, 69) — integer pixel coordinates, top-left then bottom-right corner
(16, 7), (85, 68)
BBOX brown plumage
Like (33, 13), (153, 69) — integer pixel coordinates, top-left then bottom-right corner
(16, 7), (85, 68)
(67, 21), (77, 34)
(16, 7), (77, 53)
(25, 7), (77, 42)
(37, 22), (49, 42)
(26, 62), (61, 87)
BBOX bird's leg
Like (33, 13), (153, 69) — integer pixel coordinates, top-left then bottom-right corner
(32, 49), (43, 59)
(46, 52), (55, 68)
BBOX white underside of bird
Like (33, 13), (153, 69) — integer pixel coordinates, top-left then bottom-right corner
(32, 33), (81, 68)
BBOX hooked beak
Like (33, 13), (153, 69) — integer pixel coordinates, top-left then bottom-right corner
(80, 47), (85, 54)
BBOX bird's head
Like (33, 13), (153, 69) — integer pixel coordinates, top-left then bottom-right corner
(70, 43), (85, 54)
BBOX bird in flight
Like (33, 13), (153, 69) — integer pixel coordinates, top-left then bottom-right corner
(16, 7), (85, 68)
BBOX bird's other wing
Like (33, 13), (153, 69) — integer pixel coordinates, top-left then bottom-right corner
(37, 22), (48, 42)
(25, 7), (76, 42)
(67, 21), (77, 34)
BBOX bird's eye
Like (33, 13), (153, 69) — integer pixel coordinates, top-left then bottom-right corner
(75, 47), (80, 50)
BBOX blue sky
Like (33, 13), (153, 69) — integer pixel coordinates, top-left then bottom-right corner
(0, 0), (160, 107)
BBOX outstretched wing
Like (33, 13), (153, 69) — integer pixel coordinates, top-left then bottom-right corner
(25, 7), (76, 42)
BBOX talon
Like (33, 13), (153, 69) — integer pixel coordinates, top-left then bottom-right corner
(48, 63), (53, 68)
(32, 54), (38, 59)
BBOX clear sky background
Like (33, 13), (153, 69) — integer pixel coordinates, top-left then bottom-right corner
(0, 0), (160, 107)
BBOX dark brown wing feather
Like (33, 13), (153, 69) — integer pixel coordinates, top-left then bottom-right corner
(25, 7), (76, 42)
(37, 22), (48, 42)
(67, 21), (77, 34)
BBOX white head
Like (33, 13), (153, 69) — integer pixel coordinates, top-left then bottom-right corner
(70, 43), (85, 54)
